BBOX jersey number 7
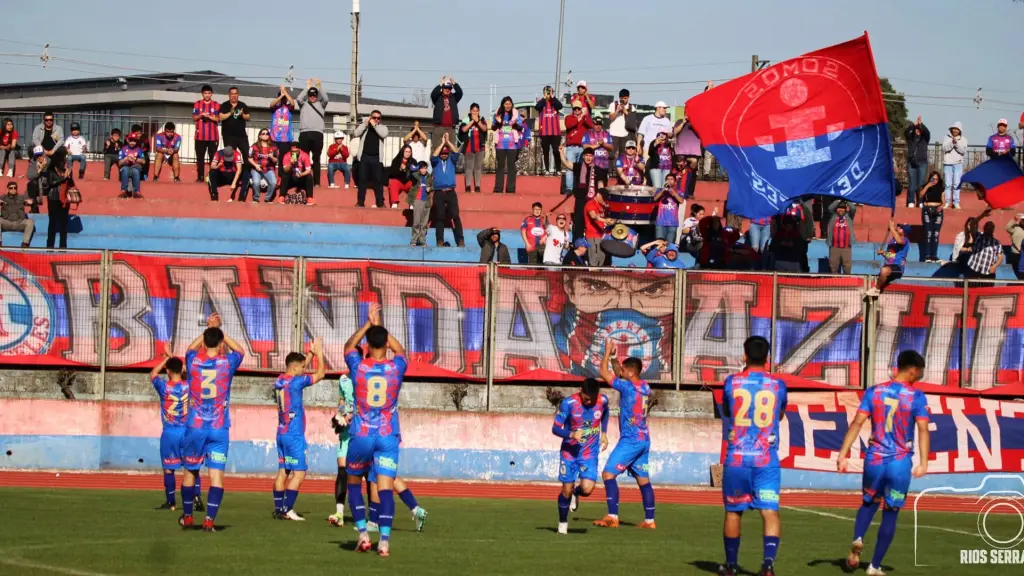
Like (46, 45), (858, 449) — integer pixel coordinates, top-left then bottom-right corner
(883, 397), (899, 432)
(733, 389), (777, 428)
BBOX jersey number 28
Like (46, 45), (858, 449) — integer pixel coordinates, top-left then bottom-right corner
(733, 389), (777, 428)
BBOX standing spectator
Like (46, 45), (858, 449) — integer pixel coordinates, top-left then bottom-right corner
(670, 156), (698, 199)
(966, 221), (1003, 280)
(218, 87), (251, 195)
(404, 121), (429, 166)
(672, 114), (702, 159)
(826, 200), (857, 274)
(297, 78), (328, 188)
(41, 149), (72, 249)
(942, 121), (967, 209)
(478, 228), (511, 264)
(64, 123), (87, 179)
(0, 118), (18, 177)
(698, 216), (740, 270)
(570, 81), (596, 119)
(492, 97), (524, 194)
(326, 132), (351, 189)
(615, 141), (646, 186)
(748, 215), (772, 266)
(430, 77), (462, 146)
(25, 147), (46, 212)
(280, 141), (313, 204)
(129, 123), (152, 181)
(353, 110), (388, 208)
(32, 112), (64, 157)
(207, 145), (242, 202)
(770, 216), (806, 273)
(534, 86), (564, 175)
(387, 145), (415, 209)
(192, 85), (220, 182)
(646, 131), (674, 189)
(543, 212), (572, 265)
(581, 117), (614, 174)
(102, 128), (123, 181)
(0, 182), (35, 247)
(679, 204), (711, 258)
(409, 161), (431, 247)
(153, 122), (182, 182)
(562, 103), (593, 193)
(652, 172), (684, 242)
(637, 102), (672, 154)
(607, 89), (637, 163)
(431, 134), (464, 247)
(269, 85), (298, 180)
(584, 189), (614, 266)
(521, 202), (548, 264)
(866, 221), (910, 295)
(986, 118), (1017, 159)
(459, 103), (488, 193)
(918, 171), (945, 262)
(1005, 213), (1024, 271)
(248, 129), (279, 203)
(559, 145), (608, 237)
(118, 133), (146, 198)
(904, 115), (930, 208)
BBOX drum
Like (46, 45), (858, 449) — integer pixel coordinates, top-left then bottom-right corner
(605, 185), (658, 226)
(601, 223), (639, 258)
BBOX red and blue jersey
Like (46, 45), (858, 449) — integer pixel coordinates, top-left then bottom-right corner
(616, 154), (644, 185)
(152, 376), (189, 428)
(883, 238), (910, 268)
(414, 179), (430, 201)
(119, 145), (144, 163)
(154, 133), (181, 153)
(581, 129), (612, 169)
(270, 102), (294, 143)
(553, 393), (609, 460)
(193, 99), (220, 142)
(721, 370), (788, 468)
(461, 119), (486, 154)
(536, 99), (562, 137)
(250, 143), (278, 171)
(274, 373), (314, 436)
(785, 203), (804, 221)
(214, 149), (242, 172)
(653, 143), (674, 170)
(521, 215), (546, 251)
(184, 349), (244, 430)
(752, 217), (772, 226)
(344, 350), (408, 438)
(987, 133), (1016, 155)
(610, 377), (651, 442)
(857, 380), (929, 465)
(831, 214), (852, 248)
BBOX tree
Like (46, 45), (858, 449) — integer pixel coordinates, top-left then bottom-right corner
(880, 77), (909, 140)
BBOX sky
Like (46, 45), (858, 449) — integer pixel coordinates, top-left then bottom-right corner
(1, 0), (1021, 143)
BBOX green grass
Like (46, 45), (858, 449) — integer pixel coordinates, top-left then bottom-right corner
(0, 488), (1018, 575)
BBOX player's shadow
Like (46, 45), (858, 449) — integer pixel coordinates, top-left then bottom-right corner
(535, 526), (588, 535)
(687, 561), (758, 575)
(333, 540), (361, 551)
(807, 558), (894, 573)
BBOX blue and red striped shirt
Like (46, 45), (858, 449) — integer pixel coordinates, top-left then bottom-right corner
(535, 98), (562, 137)
(831, 215), (851, 248)
(193, 99), (220, 142)
(154, 132), (182, 154)
(461, 118), (486, 154)
(785, 204), (804, 221)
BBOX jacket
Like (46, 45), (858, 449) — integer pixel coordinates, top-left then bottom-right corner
(825, 200), (858, 247)
(430, 84), (463, 126)
(32, 123), (65, 149)
(1006, 220), (1024, 255)
(352, 122), (389, 160)
(904, 122), (930, 166)
(477, 229), (511, 264)
(941, 122), (968, 165)
(296, 88), (329, 134)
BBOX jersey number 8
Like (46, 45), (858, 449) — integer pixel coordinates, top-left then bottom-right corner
(732, 389), (777, 428)
(201, 370), (218, 400)
(366, 376), (387, 408)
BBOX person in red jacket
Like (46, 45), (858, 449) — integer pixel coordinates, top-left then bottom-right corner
(563, 105), (594, 193)
(327, 132), (351, 189)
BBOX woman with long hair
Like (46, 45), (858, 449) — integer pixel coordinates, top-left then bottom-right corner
(42, 147), (72, 248)
(952, 216), (979, 272)
(491, 96), (523, 194)
(248, 129), (279, 203)
(0, 118), (18, 177)
(459, 103), (488, 193)
(918, 170), (945, 262)
(387, 144), (415, 208)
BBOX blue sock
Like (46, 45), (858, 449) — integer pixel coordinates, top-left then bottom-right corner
(763, 535), (780, 567)
(854, 502), (879, 541)
(557, 494), (570, 523)
(871, 509), (899, 568)
(163, 472), (176, 506)
(273, 490), (284, 512)
(348, 484), (367, 532)
(284, 489), (299, 512)
(181, 484), (194, 516)
(206, 486), (224, 521)
(378, 489), (395, 542)
(639, 483), (656, 521)
(724, 536), (741, 566)
(603, 479), (619, 516)
(369, 500), (380, 524)
(398, 488), (418, 511)
(194, 474), (201, 496)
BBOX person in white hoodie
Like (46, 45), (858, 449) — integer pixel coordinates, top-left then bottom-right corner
(941, 121), (968, 209)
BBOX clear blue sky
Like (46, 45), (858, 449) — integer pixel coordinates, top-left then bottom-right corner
(1, 0), (1020, 143)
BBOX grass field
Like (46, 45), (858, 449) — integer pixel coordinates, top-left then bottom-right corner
(0, 487), (1018, 576)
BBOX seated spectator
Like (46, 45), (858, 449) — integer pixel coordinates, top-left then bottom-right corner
(0, 181), (35, 247)
(153, 122), (182, 182)
(249, 130), (279, 203)
(102, 128), (123, 181)
(966, 221), (1003, 280)
(387, 145), (415, 209)
(679, 203), (711, 257)
(207, 145), (243, 202)
(615, 141), (645, 186)
(770, 216), (806, 273)
(521, 202), (548, 265)
(640, 239), (683, 269)
(986, 119), (1016, 160)
(646, 131), (674, 189)
(653, 172), (684, 242)
(698, 216), (740, 270)
(25, 146), (46, 212)
(64, 123), (88, 179)
(404, 121), (430, 166)
(327, 132), (351, 189)
(280, 141), (313, 205)
(478, 228), (511, 264)
(32, 112), (63, 157)
(431, 134), (464, 247)
(563, 238), (590, 266)
(826, 200), (857, 274)
(951, 215), (979, 274)
(543, 212), (572, 265)
(409, 161), (431, 247)
(867, 221), (911, 296)
(118, 133), (146, 198)
(0, 118), (18, 177)
(129, 123), (151, 180)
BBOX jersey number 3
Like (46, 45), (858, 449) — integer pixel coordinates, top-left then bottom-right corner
(366, 376), (387, 408)
(733, 389), (777, 428)
(201, 369), (218, 400)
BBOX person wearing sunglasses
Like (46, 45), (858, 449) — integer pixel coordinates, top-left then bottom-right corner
(0, 181), (35, 248)
(31, 112), (64, 157)
(249, 130), (279, 203)
(543, 212), (573, 265)
(353, 110), (388, 208)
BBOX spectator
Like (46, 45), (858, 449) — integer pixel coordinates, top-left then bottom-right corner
(826, 200), (857, 274)
(207, 145), (243, 202)
(559, 145), (607, 237)
(785, 199), (809, 240)
(581, 116), (613, 173)
(672, 112), (702, 159)
(192, 85), (220, 182)
(153, 122), (182, 182)
(570, 81), (596, 119)
(41, 149), (73, 249)
(478, 228), (511, 264)
(680, 203), (709, 257)
(353, 110), (388, 208)
(130, 123), (152, 181)
(867, 221), (910, 295)
(459, 103), (487, 193)
(409, 161), (431, 247)
(966, 221), (1003, 280)
(280, 141), (313, 204)
(387, 145), (415, 209)
(942, 121), (967, 209)
(25, 146), (46, 213)
(492, 97), (524, 194)
(652, 172), (684, 242)
(748, 215), (772, 266)
(102, 128), (123, 181)
(647, 131), (674, 189)
(269, 85), (298, 181)
(698, 216), (740, 270)
(404, 121), (430, 166)
(615, 140), (645, 186)
(430, 76), (463, 146)
(326, 132), (351, 189)
(904, 115), (930, 209)
(918, 171), (945, 263)
(0, 182), (35, 247)
(0, 118), (18, 177)
(64, 122), (87, 179)
(521, 202), (548, 264)
(563, 238), (590, 266)
(32, 112), (64, 157)
(248, 129), (279, 203)
(986, 118), (1017, 160)
(637, 101), (672, 154)
(218, 87), (251, 187)
(608, 89), (637, 163)
(543, 212), (572, 265)
(297, 78), (328, 188)
(952, 216), (979, 274)
(431, 134), (464, 247)
(1005, 213), (1024, 271)
(534, 85), (564, 176)
(670, 156), (698, 199)
(118, 133), (146, 199)
(770, 216), (805, 273)
(641, 239), (683, 269)
(562, 103), (594, 193)
(584, 188), (614, 266)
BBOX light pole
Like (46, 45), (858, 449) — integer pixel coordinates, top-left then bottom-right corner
(348, 0), (361, 127)
(554, 0), (565, 99)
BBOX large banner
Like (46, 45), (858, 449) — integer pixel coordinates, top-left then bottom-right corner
(714, 390), (1024, 473)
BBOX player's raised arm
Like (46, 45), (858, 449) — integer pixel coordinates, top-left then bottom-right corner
(344, 304), (377, 354)
(149, 351), (171, 381)
(836, 411), (869, 473)
(600, 395), (609, 451)
(309, 337), (327, 384)
(599, 339), (618, 385)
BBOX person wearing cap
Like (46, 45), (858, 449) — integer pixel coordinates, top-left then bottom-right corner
(153, 122), (182, 183)
(584, 188), (614, 267)
(563, 237), (590, 267)
(64, 122), (88, 180)
(966, 221), (1004, 280)
(867, 221), (911, 296)
(986, 118), (1017, 160)
(562, 102), (593, 193)
(615, 140), (646, 186)
(269, 84), (298, 181)
(297, 78), (329, 188)
(581, 117), (613, 172)
(826, 199), (858, 274)
(492, 96), (524, 194)
(608, 89), (638, 164)
(637, 102), (673, 158)
(353, 109), (388, 208)
(32, 112), (64, 157)
(280, 141), (314, 204)
(117, 133), (146, 198)
(0, 182), (35, 248)
(431, 133), (464, 247)
(534, 85), (565, 176)
(543, 212), (572, 265)
(1004, 212), (1024, 273)
(904, 115), (931, 209)
(459, 103), (488, 193)
(559, 144), (608, 236)
(327, 132), (351, 189)
(403, 120), (430, 166)
(248, 129), (279, 202)
(570, 81), (596, 119)
(430, 76), (463, 148)
(640, 239), (683, 269)
(192, 85), (220, 182)
(129, 123), (152, 181)
(942, 121), (968, 209)
(477, 227), (511, 264)
(207, 145), (243, 202)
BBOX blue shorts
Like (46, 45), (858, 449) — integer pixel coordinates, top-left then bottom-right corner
(722, 465), (781, 512)
(559, 455), (599, 484)
(885, 264), (904, 280)
(862, 459), (912, 509)
(277, 434), (308, 472)
(182, 428), (230, 471)
(346, 435), (400, 480)
(603, 439), (651, 478)
(159, 426), (186, 470)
